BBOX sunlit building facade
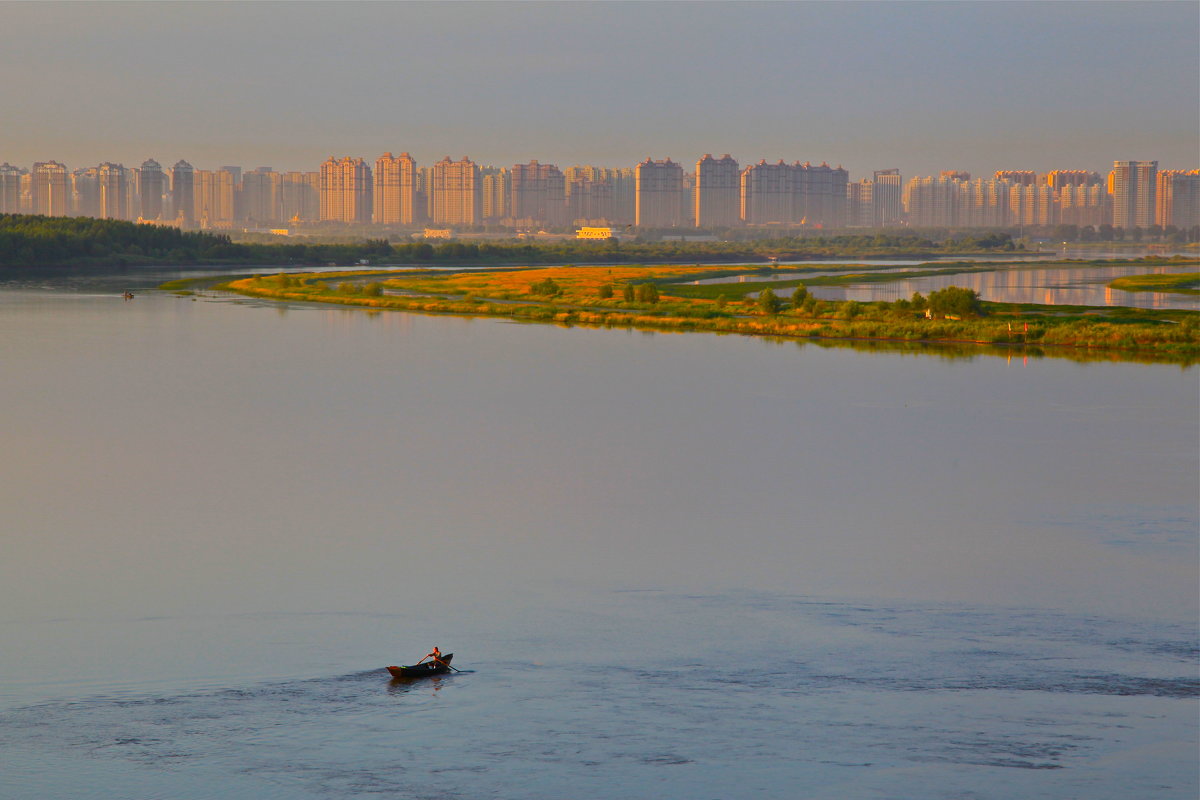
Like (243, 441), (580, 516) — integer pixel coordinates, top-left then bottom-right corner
(319, 157), (373, 224)
(482, 168), (510, 222)
(431, 156), (480, 226)
(31, 161), (70, 217)
(373, 152), (417, 225)
(1155, 170), (1200, 229)
(634, 158), (684, 228)
(511, 160), (566, 226)
(1110, 160), (1157, 229)
(872, 169), (903, 227)
(694, 154), (740, 228)
(0, 163), (24, 213)
(97, 162), (128, 220)
(193, 169), (235, 228)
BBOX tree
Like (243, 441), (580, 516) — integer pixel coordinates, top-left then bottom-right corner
(634, 283), (659, 303)
(927, 286), (982, 318)
(622, 283), (635, 302)
(598, 283), (614, 299)
(758, 287), (781, 314)
(790, 283), (809, 310)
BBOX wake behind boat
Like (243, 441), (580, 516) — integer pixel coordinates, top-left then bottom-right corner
(387, 652), (454, 679)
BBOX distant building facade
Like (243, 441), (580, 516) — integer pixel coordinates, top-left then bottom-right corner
(320, 156), (373, 224)
(635, 158), (684, 227)
(694, 154), (740, 228)
(1155, 170), (1200, 229)
(1110, 160), (1157, 229)
(171, 160), (195, 225)
(137, 159), (165, 221)
(510, 160), (566, 226)
(430, 156), (480, 226)
(31, 161), (70, 217)
(373, 152), (417, 225)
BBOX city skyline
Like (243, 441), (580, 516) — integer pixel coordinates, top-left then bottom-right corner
(1, 1), (1196, 178)
(4, 151), (1196, 232)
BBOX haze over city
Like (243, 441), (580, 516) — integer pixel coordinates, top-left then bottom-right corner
(3, 1), (1197, 178)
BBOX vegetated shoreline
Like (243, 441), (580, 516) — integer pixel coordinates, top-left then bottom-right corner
(1107, 272), (1200, 295)
(206, 261), (1200, 366)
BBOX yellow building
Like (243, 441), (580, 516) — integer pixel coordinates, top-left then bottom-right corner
(575, 226), (614, 239)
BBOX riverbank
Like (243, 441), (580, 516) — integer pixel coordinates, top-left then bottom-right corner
(213, 262), (1200, 365)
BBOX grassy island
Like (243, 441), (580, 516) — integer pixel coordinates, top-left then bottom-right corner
(209, 260), (1200, 365)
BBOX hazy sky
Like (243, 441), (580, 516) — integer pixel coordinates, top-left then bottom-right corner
(2, 1), (1197, 179)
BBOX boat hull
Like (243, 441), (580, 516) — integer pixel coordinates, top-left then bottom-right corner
(387, 653), (454, 679)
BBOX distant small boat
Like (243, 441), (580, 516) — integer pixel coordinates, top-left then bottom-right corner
(387, 653), (454, 679)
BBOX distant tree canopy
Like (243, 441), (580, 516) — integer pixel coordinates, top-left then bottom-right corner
(0, 214), (1044, 271)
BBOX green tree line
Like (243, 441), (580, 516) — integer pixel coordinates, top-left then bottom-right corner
(0, 214), (1030, 270)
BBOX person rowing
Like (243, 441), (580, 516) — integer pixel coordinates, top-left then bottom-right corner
(419, 646), (445, 667)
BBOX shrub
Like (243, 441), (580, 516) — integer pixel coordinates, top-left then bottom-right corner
(530, 277), (561, 296)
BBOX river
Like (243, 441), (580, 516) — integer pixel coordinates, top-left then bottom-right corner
(0, 269), (1195, 799)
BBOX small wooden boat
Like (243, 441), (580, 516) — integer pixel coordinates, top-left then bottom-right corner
(387, 653), (454, 679)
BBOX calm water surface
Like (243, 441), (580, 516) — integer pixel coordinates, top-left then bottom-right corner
(1, 273), (1196, 799)
(694, 263), (1199, 310)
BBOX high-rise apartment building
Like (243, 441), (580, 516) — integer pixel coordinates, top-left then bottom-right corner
(872, 169), (903, 227)
(510, 161), (566, 226)
(0, 163), (23, 213)
(1008, 182), (1056, 226)
(246, 169), (273, 222)
(903, 176), (960, 228)
(795, 162), (848, 228)
(241, 168), (279, 224)
(1155, 170), (1200, 229)
(97, 163), (128, 220)
(739, 160), (848, 227)
(72, 167), (101, 218)
(373, 152), (417, 225)
(740, 160), (794, 224)
(171, 160), (195, 225)
(193, 169), (235, 228)
(1057, 183), (1111, 227)
(564, 166), (617, 224)
(1110, 160), (1157, 229)
(1045, 170), (1102, 190)
(960, 178), (1011, 228)
(431, 156), (481, 226)
(137, 159), (165, 221)
(694, 154), (740, 228)
(846, 179), (874, 227)
(635, 158), (684, 228)
(280, 172), (320, 222)
(31, 161), (70, 216)
(319, 157), (373, 224)
(482, 168), (510, 222)
(995, 170), (1038, 186)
